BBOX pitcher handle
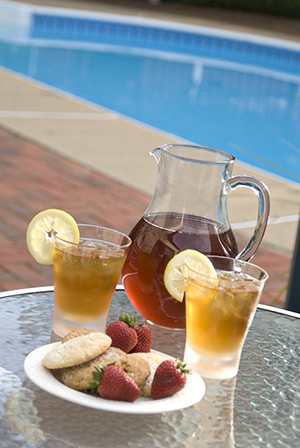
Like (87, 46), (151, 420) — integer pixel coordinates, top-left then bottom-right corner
(227, 175), (270, 262)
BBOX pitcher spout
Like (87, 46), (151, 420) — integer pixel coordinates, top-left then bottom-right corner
(150, 144), (171, 163)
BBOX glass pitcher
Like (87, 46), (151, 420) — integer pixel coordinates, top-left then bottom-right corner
(122, 144), (270, 329)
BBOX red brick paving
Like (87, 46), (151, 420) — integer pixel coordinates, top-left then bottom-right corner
(0, 125), (292, 309)
(250, 244), (291, 308)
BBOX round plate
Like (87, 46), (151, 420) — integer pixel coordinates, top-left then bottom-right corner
(24, 342), (205, 414)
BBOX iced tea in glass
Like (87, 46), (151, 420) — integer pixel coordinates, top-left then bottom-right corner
(52, 224), (131, 337)
(184, 256), (268, 379)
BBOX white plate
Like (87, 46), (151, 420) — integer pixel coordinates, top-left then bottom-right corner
(24, 342), (205, 414)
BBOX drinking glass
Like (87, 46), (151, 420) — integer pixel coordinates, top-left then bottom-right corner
(52, 224), (131, 337)
(184, 256), (268, 379)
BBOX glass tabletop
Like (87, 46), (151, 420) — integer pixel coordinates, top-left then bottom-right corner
(0, 286), (299, 448)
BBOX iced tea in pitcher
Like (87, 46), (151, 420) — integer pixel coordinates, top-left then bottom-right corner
(122, 213), (239, 329)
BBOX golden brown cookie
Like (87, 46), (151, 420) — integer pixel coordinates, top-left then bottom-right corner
(42, 332), (112, 370)
(61, 347), (128, 391)
(62, 328), (98, 344)
(124, 353), (151, 390)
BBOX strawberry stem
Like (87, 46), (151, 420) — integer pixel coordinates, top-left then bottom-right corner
(119, 313), (139, 328)
(175, 359), (191, 374)
(90, 366), (105, 394)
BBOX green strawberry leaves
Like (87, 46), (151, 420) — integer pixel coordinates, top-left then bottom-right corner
(118, 313), (139, 328)
(90, 363), (116, 394)
(175, 359), (191, 375)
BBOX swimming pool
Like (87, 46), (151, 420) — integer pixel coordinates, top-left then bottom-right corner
(1, 1), (300, 185)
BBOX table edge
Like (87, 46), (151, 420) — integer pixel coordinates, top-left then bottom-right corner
(0, 286), (299, 319)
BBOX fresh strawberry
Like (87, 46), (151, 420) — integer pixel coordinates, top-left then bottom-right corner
(91, 365), (141, 402)
(106, 314), (138, 353)
(151, 359), (190, 400)
(130, 324), (152, 353)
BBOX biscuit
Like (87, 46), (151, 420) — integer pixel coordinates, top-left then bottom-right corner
(61, 347), (128, 391)
(124, 353), (151, 390)
(43, 332), (112, 370)
(138, 352), (169, 397)
(62, 328), (98, 344)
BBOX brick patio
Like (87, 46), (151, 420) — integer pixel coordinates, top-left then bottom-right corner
(0, 125), (292, 308)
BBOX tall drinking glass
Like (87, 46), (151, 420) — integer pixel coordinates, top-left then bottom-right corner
(52, 224), (131, 337)
(184, 256), (268, 379)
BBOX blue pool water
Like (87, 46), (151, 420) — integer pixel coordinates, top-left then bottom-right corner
(1, 4), (300, 184)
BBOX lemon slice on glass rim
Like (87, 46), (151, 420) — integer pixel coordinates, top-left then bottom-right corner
(26, 209), (80, 265)
(164, 249), (218, 302)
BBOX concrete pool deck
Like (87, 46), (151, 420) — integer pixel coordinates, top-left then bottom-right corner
(0, 0), (299, 308)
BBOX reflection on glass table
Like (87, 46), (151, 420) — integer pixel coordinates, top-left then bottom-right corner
(0, 286), (300, 447)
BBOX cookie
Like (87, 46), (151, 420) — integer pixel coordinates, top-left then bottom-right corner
(138, 352), (169, 397)
(62, 328), (98, 344)
(42, 332), (112, 370)
(61, 347), (128, 391)
(124, 353), (151, 390)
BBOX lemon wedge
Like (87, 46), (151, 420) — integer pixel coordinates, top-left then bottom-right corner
(26, 209), (80, 265)
(164, 249), (218, 302)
